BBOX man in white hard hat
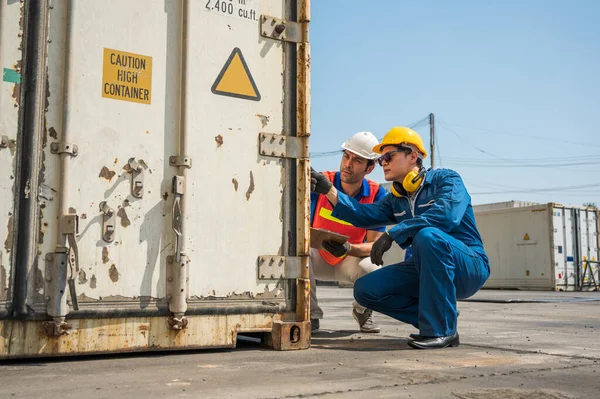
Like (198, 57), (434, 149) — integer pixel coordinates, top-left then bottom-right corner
(310, 131), (387, 333)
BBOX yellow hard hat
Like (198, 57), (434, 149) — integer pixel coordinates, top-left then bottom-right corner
(372, 127), (428, 158)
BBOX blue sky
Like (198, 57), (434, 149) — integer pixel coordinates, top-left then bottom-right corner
(309, 0), (600, 206)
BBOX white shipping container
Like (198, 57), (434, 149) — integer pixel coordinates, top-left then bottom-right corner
(475, 203), (600, 291)
(473, 200), (540, 213)
(1, 0), (311, 358)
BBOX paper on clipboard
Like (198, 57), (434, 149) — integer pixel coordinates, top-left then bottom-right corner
(310, 228), (350, 250)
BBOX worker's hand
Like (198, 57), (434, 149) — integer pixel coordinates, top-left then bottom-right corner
(370, 233), (393, 266)
(311, 168), (332, 195)
(322, 240), (351, 257)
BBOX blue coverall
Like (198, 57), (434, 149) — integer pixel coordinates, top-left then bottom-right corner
(331, 168), (490, 337)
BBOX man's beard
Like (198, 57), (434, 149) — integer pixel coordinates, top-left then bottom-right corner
(340, 170), (360, 184)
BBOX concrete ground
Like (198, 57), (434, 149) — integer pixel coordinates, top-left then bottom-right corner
(1, 287), (600, 398)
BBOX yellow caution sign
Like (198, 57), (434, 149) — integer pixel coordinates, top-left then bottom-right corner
(102, 48), (152, 104)
(523, 233), (530, 241)
(211, 48), (260, 101)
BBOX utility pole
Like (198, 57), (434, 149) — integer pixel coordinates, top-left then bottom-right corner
(429, 113), (435, 169)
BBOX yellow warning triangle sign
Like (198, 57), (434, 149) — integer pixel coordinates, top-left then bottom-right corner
(523, 233), (530, 241)
(211, 48), (260, 101)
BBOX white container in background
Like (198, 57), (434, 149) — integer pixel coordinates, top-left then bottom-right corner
(473, 200), (540, 213)
(475, 203), (599, 291)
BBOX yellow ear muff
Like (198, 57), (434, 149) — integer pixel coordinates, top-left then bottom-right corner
(402, 171), (423, 193)
(391, 182), (404, 197)
(390, 169), (426, 197)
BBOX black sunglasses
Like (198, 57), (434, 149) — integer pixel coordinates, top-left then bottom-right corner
(377, 149), (403, 166)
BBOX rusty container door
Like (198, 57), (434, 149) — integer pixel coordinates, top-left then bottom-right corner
(0, 0), (310, 358)
(0, 0), (23, 319)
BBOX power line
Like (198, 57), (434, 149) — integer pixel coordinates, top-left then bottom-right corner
(443, 154), (600, 163)
(436, 122), (600, 171)
(443, 160), (600, 168)
(439, 121), (600, 149)
(436, 121), (505, 160)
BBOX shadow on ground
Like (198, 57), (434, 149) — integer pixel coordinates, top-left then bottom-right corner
(311, 329), (412, 351)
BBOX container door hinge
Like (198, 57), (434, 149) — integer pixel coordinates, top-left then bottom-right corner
(0, 135), (8, 148)
(50, 141), (78, 156)
(99, 201), (116, 242)
(257, 256), (306, 280)
(125, 157), (147, 198)
(45, 252), (68, 320)
(260, 15), (308, 43)
(259, 133), (308, 159)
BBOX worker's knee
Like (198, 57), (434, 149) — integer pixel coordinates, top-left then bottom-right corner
(412, 227), (444, 252)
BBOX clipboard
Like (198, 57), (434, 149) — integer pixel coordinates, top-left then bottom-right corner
(310, 227), (350, 250)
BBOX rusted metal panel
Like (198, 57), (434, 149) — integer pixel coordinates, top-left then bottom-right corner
(0, 314), (273, 358)
(0, 0), (23, 309)
(295, 0), (311, 325)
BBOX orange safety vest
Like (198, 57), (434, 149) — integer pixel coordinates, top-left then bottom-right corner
(312, 171), (381, 265)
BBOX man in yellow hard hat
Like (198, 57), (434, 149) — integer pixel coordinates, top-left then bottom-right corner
(310, 131), (387, 334)
(310, 127), (490, 349)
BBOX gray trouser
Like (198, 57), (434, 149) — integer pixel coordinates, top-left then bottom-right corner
(309, 248), (380, 320)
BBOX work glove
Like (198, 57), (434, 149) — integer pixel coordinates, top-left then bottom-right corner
(322, 240), (351, 257)
(311, 167), (332, 195)
(370, 233), (394, 266)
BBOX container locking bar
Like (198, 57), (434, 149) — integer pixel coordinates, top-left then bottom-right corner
(259, 133), (308, 159)
(257, 256), (306, 280)
(167, 175), (188, 330)
(260, 15), (308, 43)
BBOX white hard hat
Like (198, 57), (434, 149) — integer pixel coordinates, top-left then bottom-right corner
(341, 131), (380, 160)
